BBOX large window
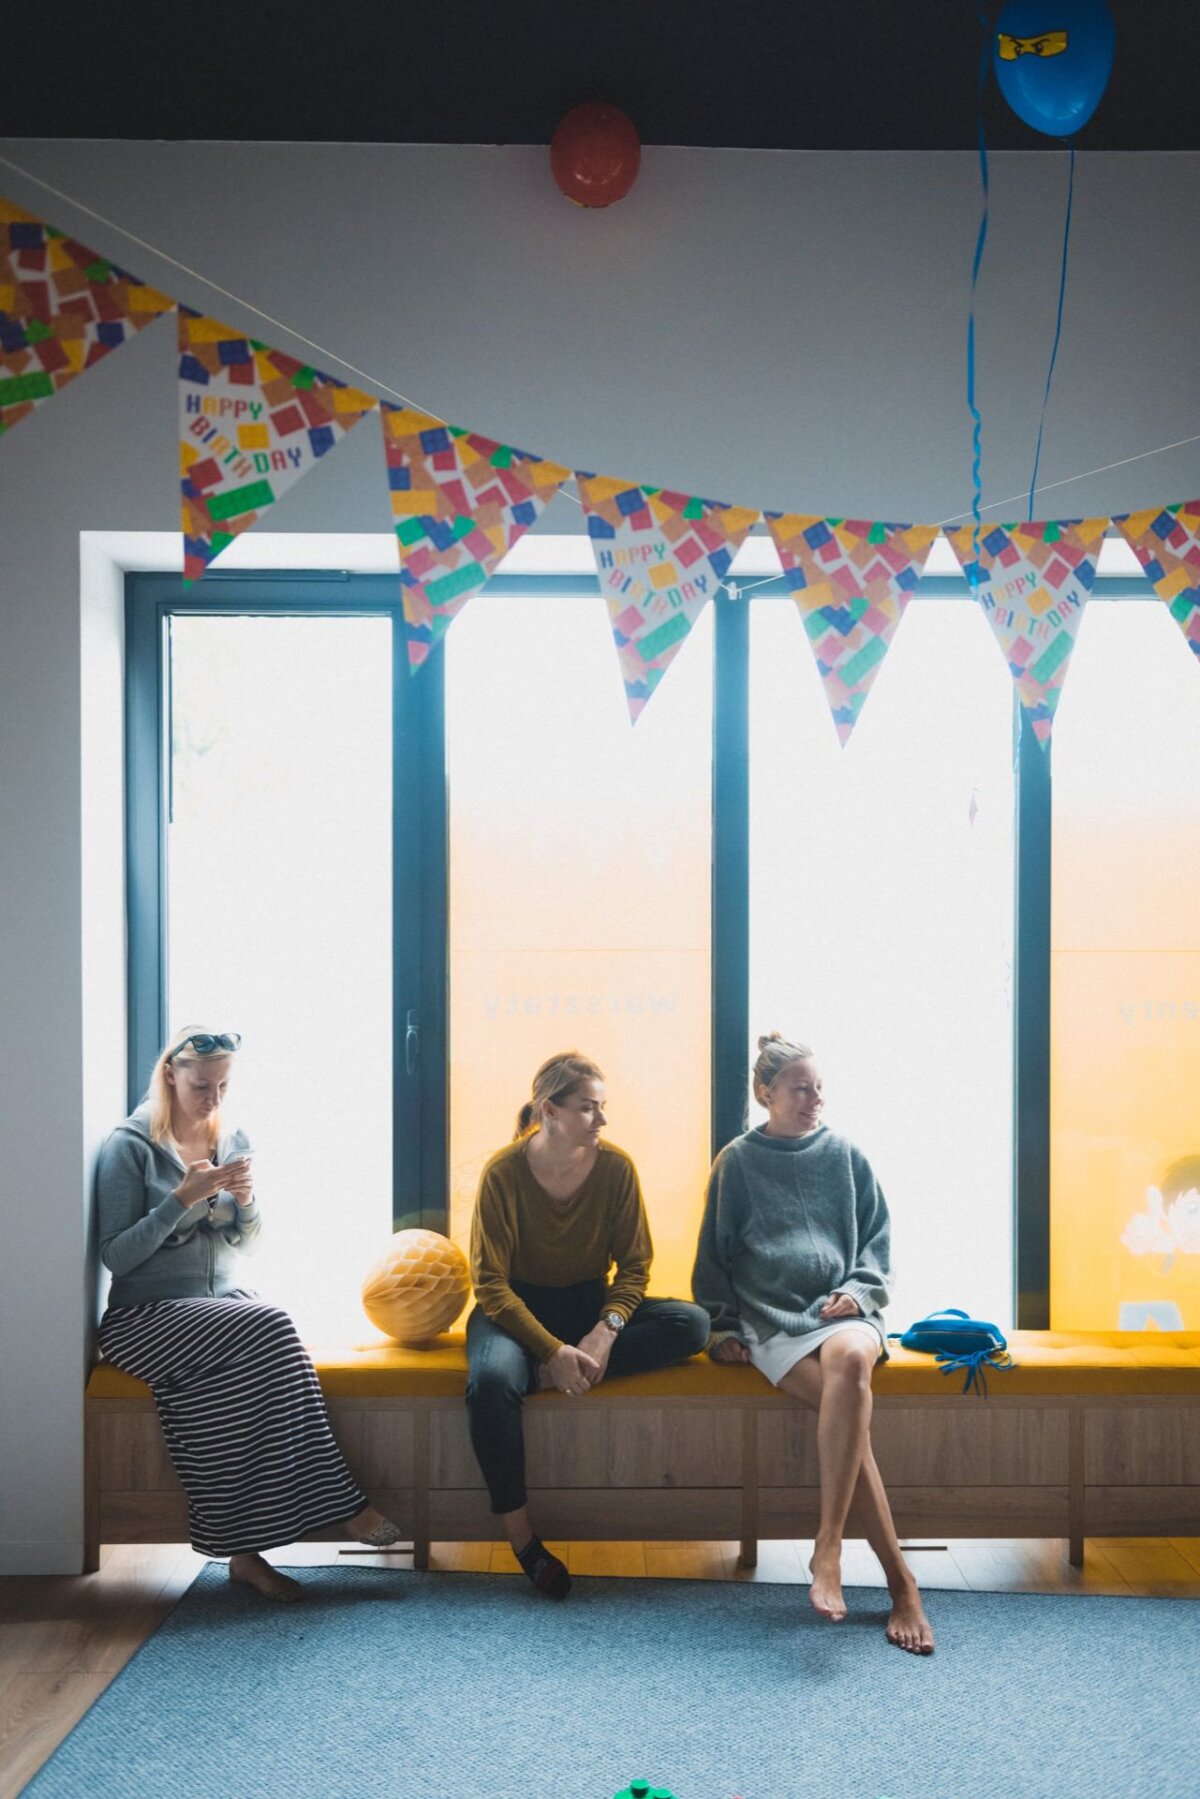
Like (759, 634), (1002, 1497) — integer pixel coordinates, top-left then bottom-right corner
(166, 614), (393, 1342)
(750, 598), (1015, 1328)
(446, 596), (713, 1301)
(127, 557), (1188, 1342)
(1051, 602), (1200, 1330)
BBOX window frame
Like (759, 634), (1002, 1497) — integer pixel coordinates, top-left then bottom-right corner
(712, 566), (1156, 1328)
(125, 569), (448, 1231)
(126, 560), (1158, 1321)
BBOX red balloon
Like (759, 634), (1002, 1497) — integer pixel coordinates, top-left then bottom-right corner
(550, 103), (640, 208)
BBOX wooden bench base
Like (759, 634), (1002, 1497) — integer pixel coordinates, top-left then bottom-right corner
(85, 1389), (1200, 1574)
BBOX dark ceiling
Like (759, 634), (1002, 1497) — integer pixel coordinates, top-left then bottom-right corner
(5, 1), (1195, 151)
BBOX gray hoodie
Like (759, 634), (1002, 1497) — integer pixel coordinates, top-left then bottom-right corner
(97, 1102), (261, 1308)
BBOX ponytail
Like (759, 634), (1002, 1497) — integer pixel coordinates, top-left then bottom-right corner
(513, 1051), (605, 1141)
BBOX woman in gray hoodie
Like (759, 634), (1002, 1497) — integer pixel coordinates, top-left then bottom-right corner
(692, 1032), (934, 1655)
(96, 1027), (401, 1599)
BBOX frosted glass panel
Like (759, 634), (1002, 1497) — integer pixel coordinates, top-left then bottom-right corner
(1051, 602), (1200, 1331)
(167, 615), (392, 1342)
(447, 597), (712, 1302)
(749, 599), (1014, 1330)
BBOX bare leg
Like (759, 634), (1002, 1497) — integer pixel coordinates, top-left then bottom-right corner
(228, 1552), (303, 1601)
(778, 1348), (935, 1654)
(850, 1443), (935, 1654)
(807, 1334), (876, 1621)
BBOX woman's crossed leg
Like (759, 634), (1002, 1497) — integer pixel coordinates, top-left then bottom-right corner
(777, 1336), (935, 1655)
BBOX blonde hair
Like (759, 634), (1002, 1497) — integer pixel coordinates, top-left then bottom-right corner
(145, 1025), (238, 1147)
(514, 1051), (605, 1139)
(752, 1031), (815, 1106)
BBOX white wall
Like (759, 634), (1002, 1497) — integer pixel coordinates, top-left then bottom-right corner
(2, 139), (1199, 1572)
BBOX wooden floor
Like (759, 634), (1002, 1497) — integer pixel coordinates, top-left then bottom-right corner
(3, 1535), (1199, 1796)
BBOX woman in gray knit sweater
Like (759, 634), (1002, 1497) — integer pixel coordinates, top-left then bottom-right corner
(692, 1033), (934, 1655)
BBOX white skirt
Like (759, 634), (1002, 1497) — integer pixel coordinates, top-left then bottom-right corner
(745, 1318), (883, 1388)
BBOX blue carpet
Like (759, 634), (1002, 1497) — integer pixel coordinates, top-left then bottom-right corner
(26, 1566), (1197, 1799)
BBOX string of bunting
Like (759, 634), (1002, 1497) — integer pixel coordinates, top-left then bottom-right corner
(3, 191), (1199, 745)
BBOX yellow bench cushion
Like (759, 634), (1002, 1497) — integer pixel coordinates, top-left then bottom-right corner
(85, 1329), (1200, 1403)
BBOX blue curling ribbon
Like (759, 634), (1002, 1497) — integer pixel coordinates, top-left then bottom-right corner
(1027, 143), (1076, 521)
(966, 7), (992, 579)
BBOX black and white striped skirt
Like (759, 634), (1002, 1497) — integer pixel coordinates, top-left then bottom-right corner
(98, 1292), (367, 1557)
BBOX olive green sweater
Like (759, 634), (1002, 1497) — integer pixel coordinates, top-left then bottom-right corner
(469, 1138), (652, 1361)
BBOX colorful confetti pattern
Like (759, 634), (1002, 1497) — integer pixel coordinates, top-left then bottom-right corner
(946, 517), (1107, 746)
(765, 514), (939, 744)
(1114, 501), (1200, 663)
(0, 197), (172, 438)
(180, 307), (377, 581)
(382, 405), (569, 668)
(577, 474), (759, 720)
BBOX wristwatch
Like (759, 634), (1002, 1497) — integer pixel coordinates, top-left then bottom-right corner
(601, 1311), (626, 1335)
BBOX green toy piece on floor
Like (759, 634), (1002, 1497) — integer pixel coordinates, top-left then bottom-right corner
(614, 1782), (677, 1799)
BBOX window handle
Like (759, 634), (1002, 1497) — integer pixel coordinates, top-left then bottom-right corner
(405, 1009), (420, 1076)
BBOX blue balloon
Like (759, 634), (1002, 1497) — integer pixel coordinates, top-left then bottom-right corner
(993, 0), (1116, 137)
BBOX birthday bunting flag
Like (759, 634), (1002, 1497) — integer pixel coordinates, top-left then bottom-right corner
(0, 197), (173, 438)
(381, 405), (570, 668)
(1113, 502), (1200, 664)
(945, 517), (1107, 747)
(577, 474), (759, 720)
(765, 514), (940, 744)
(180, 308), (377, 581)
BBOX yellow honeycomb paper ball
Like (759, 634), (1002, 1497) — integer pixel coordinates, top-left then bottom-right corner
(361, 1229), (471, 1345)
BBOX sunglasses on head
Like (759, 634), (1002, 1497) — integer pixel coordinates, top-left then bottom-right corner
(168, 1032), (242, 1061)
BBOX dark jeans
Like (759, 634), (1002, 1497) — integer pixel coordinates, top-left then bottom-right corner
(465, 1278), (710, 1515)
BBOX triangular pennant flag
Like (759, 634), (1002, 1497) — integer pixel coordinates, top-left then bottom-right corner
(765, 514), (940, 744)
(180, 307), (377, 580)
(945, 517), (1107, 748)
(0, 197), (173, 438)
(1114, 502), (1200, 664)
(576, 474), (759, 721)
(381, 405), (570, 669)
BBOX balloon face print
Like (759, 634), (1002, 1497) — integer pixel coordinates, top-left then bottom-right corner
(1121, 1159), (1200, 1272)
(1169, 1189), (1200, 1257)
(993, 0), (1116, 137)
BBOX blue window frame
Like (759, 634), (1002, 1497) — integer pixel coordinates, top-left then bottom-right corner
(125, 570), (447, 1231)
(709, 565), (1154, 1329)
(125, 559), (1158, 1321)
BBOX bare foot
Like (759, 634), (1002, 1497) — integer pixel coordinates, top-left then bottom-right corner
(228, 1552), (303, 1602)
(344, 1505), (405, 1547)
(807, 1548), (847, 1622)
(886, 1584), (935, 1655)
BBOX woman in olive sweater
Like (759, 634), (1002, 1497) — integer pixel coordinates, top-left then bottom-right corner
(692, 1033), (934, 1655)
(467, 1051), (709, 1599)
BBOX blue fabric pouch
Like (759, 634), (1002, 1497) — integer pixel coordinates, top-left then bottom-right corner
(887, 1308), (1014, 1396)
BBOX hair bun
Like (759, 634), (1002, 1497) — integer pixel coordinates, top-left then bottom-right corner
(757, 1031), (783, 1051)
